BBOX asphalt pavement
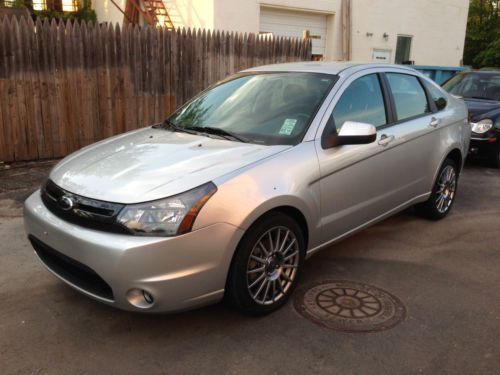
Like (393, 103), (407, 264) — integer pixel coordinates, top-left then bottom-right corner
(0, 161), (499, 374)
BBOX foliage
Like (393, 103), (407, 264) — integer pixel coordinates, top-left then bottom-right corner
(2, 0), (97, 23)
(33, 8), (96, 23)
(464, 0), (500, 68)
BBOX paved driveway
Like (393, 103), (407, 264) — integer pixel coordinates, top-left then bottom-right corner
(0, 162), (499, 374)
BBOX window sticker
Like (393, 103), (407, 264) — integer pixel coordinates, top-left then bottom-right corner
(279, 119), (297, 135)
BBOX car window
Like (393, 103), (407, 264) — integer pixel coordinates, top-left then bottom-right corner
(386, 73), (431, 121)
(168, 72), (336, 146)
(423, 80), (447, 111)
(443, 72), (500, 101)
(328, 74), (387, 132)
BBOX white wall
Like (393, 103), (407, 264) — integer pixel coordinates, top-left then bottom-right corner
(213, 0), (343, 60)
(93, 0), (470, 66)
(93, 0), (215, 28)
(163, 0), (215, 29)
(93, 0), (126, 25)
(350, 0), (469, 66)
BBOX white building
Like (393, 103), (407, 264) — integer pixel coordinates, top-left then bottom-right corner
(94, 0), (470, 66)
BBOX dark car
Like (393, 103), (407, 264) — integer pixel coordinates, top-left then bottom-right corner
(442, 70), (500, 168)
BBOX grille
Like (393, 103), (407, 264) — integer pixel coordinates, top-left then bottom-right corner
(29, 235), (114, 301)
(41, 180), (129, 234)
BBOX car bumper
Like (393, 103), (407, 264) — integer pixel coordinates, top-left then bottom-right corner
(24, 190), (244, 312)
(469, 135), (498, 156)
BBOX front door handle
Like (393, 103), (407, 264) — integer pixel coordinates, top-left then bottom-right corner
(429, 117), (440, 128)
(378, 134), (395, 146)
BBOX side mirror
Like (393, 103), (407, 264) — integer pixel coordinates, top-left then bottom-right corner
(322, 121), (377, 149)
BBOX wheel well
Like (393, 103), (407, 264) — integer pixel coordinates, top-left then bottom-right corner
(446, 149), (463, 173)
(270, 206), (309, 250)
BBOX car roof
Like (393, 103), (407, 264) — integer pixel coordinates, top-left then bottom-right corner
(243, 61), (418, 76)
(459, 70), (500, 75)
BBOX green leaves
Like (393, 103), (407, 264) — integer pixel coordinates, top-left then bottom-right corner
(464, 0), (500, 68)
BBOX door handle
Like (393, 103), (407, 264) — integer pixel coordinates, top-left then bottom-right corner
(429, 117), (440, 128)
(378, 134), (395, 146)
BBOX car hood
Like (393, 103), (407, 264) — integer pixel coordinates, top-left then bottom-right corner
(50, 127), (290, 204)
(463, 98), (500, 121)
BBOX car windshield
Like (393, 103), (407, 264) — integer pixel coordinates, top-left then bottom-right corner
(442, 72), (500, 101)
(166, 72), (337, 145)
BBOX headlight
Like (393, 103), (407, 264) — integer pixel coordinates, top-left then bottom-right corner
(471, 119), (493, 134)
(116, 182), (217, 236)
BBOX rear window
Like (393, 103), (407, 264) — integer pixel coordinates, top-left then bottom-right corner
(386, 73), (431, 121)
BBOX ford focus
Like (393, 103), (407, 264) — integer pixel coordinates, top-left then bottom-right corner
(24, 62), (470, 314)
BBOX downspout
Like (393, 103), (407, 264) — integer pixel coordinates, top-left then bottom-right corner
(341, 0), (352, 61)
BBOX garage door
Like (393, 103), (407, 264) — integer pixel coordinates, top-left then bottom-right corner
(259, 7), (328, 57)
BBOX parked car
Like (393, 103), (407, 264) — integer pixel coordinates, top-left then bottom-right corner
(24, 62), (470, 315)
(442, 70), (500, 167)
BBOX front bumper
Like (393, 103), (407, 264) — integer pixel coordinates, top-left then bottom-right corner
(24, 190), (244, 312)
(469, 130), (499, 157)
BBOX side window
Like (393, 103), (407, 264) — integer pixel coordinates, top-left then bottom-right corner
(328, 74), (387, 132)
(386, 73), (431, 121)
(423, 80), (448, 111)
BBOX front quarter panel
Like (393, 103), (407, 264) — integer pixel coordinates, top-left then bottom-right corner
(193, 142), (322, 250)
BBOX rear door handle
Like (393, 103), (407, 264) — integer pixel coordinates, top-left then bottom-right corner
(378, 134), (395, 146)
(429, 117), (440, 128)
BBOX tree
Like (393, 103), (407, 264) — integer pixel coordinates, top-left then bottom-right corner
(463, 0), (500, 68)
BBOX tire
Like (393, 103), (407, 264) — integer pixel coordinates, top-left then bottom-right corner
(415, 158), (458, 220)
(225, 212), (305, 315)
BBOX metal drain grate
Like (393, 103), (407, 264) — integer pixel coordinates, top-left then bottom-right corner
(293, 280), (406, 332)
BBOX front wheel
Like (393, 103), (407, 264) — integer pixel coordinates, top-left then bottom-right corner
(415, 158), (458, 220)
(225, 212), (305, 315)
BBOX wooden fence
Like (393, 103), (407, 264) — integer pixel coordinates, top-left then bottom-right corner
(0, 17), (311, 162)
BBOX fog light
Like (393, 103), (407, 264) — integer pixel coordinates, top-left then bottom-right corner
(126, 288), (155, 309)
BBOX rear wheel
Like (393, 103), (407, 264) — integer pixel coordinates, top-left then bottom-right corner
(226, 212), (305, 315)
(415, 158), (458, 220)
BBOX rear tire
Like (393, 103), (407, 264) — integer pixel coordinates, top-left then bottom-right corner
(415, 158), (458, 220)
(225, 212), (305, 315)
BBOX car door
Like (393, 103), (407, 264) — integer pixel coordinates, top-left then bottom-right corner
(314, 69), (435, 244)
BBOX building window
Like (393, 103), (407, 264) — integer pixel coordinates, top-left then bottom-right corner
(32, 0), (47, 11)
(62, 0), (78, 12)
(395, 35), (412, 64)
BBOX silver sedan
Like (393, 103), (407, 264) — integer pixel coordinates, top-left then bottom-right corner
(24, 62), (470, 314)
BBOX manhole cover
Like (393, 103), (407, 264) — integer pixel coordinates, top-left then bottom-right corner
(293, 280), (406, 332)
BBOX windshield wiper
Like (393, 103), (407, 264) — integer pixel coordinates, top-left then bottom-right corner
(155, 119), (201, 135)
(186, 126), (249, 143)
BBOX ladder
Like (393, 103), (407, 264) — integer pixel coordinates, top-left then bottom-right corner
(112, 0), (175, 29)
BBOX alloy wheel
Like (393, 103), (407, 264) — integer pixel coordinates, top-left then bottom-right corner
(435, 165), (457, 214)
(246, 226), (299, 305)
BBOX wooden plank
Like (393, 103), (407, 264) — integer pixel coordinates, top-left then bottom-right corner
(36, 18), (53, 159)
(8, 18), (28, 160)
(0, 17), (14, 162)
(73, 21), (88, 149)
(103, 23), (115, 138)
(113, 23), (126, 134)
(123, 23), (138, 131)
(133, 24), (144, 128)
(169, 28), (178, 113)
(25, 17), (43, 160)
(50, 18), (65, 157)
(63, 20), (79, 154)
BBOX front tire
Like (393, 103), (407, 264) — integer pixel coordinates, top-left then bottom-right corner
(225, 212), (305, 315)
(415, 158), (458, 220)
